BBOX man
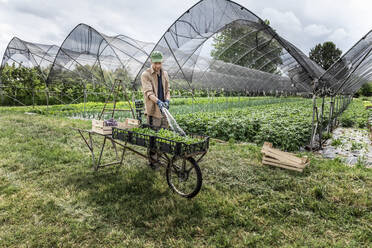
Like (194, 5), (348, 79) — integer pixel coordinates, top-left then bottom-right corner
(141, 51), (170, 128)
(141, 51), (170, 169)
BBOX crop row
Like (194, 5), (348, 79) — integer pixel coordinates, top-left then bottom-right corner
(339, 99), (371, 128)
(22, 96), (304, 118)
(174, 98), (371, 151)
(175, 100), (316, 151)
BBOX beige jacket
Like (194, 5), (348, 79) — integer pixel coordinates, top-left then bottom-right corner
(141, 66), (170, 118)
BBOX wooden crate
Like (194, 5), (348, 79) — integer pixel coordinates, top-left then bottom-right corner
(92, 119), (113, 135)
(92, 118), (140, 135)
(261, 142), (309, 172)
(124, 118), (140, 128)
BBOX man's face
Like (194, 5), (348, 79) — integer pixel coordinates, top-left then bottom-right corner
(152, 62), (162, 71)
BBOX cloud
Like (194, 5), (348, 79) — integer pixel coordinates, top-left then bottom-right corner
(328, 28), (349, 41)
(0, 23), (13, 58)
(304, 24), (332, 37)
(261, 8), (302, 33)
(11, 2), (62, 20)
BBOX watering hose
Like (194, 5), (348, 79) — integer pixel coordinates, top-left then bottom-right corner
(160, 107), (186, 136)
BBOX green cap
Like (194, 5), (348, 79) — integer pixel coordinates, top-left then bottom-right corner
(150, 51), (163, 63)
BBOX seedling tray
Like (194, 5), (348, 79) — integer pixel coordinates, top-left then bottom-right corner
(112, 127), (209, 156)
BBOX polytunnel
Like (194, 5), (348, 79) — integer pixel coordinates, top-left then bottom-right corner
(1, 0), (329, 103)
(319, 30), (372, 96)
(1, 0), (370, 103)
(47, 23), (155, 93)
(0, 37), (59, 79)
(134, 0), (326, 95)
(0, 37), (59, 105)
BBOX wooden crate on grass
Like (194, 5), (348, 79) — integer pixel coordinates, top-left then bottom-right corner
(261, 142), (309, 172)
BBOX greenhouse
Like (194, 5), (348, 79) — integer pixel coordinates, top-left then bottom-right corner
(1, 37), (59, 78)
(133, 0), (326, 95)
(1, 0), (372, 244)
(0, 37), (59, 105)
(47, 23), (155, 94)
(2, 0), (370, 100)
(0, 0), (371, 149)
(319, 30), (372, 96)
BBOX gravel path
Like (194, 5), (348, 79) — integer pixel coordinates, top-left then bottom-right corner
(322, 127), (372, 168)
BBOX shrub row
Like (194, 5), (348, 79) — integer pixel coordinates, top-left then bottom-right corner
(175, 101), (314, 151)
(339, 99), (371, 128)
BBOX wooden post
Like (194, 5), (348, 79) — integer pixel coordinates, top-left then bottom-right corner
(310, 79), (319, 150)
(319, 94), (325, 148)
(0, 86), (3, 105)
(0, 76), (3, 105)
(32, 89), (35, 108)
(45, 87), (49, 110)
(310, 93), (317, 150)
(327, 96), (334, 133)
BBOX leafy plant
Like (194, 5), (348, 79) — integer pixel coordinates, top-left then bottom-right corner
(340, 99), (370, 128)
(129, 127), (202, 144)
(331, 138), (342, 147)
(176, 100), (315, 151)
(351, 142), (363, 151)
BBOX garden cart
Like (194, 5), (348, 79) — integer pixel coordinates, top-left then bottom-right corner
(75, 123), (209, 198)
(75, 80), (209, 198)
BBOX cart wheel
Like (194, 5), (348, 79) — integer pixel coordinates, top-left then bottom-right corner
(147, 149), (169, 167)
(166, 157), (202, 198)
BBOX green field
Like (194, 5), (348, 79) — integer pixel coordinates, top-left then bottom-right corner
(3, 97), (368, 151)
(3, 96), (304, 118)
(0, 98), (371, 247)
(0, 96), (315, 150)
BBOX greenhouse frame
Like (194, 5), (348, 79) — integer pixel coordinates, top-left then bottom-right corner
(0, 0), (371, 149)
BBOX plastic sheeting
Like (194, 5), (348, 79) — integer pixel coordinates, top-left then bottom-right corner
(47, 23), (155, 90)
(134, 0), (326, 94)
(1, 37), (59, 80)
(1, 0), (370, 97)
(319, 30), (372, 95)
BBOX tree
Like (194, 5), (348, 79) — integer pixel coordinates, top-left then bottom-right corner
(0, 63), (45, 105)
(211, 20), (283, 74)
(357, 82), (372, 97)
(309, 42), (342, 70)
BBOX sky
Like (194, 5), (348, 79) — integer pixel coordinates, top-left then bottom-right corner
(0, 0), (371, 59)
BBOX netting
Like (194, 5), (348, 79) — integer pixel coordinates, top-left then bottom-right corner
(1, 0), (369, 151)
(0, 0), (370, 102)
(319, 30), (372, 95)
(0, 37), (59, 105)
(133, 0), (325, 95)
(47, 23), (155, 93)
(1, 37), (59, 79)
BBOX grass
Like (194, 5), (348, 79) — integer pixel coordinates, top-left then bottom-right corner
(0, 112), (371, 247)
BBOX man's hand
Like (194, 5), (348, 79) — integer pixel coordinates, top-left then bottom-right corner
(164, 100), (170, 109)
(157, 100), (166, 113)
